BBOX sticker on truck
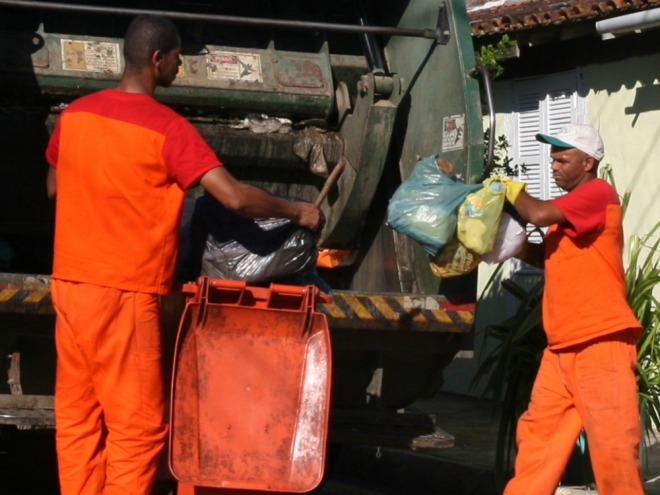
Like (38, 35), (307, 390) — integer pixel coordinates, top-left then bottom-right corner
(206, 51), (263, 83)
(442, 114), (465, 152)
(61, 39), (121, 74)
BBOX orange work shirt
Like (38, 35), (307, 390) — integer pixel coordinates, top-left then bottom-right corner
(46, 89), (221, 294)
(543, 179), (641, 349)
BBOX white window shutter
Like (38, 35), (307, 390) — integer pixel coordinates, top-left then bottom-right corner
(546, 88), (575, 199)
(517, 92), (543, 201)
(503, 71), (585, 266)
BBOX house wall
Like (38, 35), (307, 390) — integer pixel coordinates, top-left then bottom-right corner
(585, 52), (660, 239)
(441, 49), (660, 398)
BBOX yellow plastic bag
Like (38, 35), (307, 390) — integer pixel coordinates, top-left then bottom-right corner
(457, 178), (506, 254)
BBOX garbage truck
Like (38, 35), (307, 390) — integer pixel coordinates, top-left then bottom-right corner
(0, 0), (490, 445)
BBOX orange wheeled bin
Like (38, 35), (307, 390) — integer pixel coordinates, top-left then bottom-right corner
(169, 278), (332, 494)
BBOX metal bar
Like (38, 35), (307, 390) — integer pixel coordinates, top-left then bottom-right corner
(0, 393), (55, 428)
(355, 0), (387, 74)
(596, 7), (660, 35)
(0, 0), (446, 42)
(474, 63), (495, 182)
(0, 393), (54, 409)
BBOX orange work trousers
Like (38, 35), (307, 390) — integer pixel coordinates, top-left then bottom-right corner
(504, 330), (643, 495)
(51, 279), (168, 495)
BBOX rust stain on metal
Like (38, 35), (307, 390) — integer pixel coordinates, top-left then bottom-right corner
(274, 56), (326, 93)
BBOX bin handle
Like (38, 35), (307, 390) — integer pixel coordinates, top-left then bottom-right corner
(199, 278), (247, 323)
(192, 278), (331, 328)
(207, 278), (247, 291)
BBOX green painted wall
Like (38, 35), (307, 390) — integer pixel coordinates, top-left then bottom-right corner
(584, 52), (660, 240)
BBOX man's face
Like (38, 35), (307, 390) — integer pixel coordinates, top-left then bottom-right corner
(156, 45), (182, 88)
(550, 146), (595, 192)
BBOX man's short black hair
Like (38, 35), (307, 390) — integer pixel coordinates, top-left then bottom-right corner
(123, 15), (180, 70)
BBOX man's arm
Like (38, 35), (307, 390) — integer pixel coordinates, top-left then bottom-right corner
(46, 167), (56, 199)
(511, 190), (566, 227)
(506, 188), (567, 269)
(199, 166), (321, 231)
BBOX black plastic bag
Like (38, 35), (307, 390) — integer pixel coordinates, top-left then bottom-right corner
(188, 194), (317, 283)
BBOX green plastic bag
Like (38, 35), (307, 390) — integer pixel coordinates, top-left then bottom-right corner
(457, 178), (506, 254)
(386, 154), (480, 256)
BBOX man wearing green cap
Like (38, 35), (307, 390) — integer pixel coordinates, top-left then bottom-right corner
(503, 123), (643, 495)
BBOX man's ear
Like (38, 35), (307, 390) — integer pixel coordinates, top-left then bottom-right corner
(152, 49), (164, 68)
(584, 156), (597, 173)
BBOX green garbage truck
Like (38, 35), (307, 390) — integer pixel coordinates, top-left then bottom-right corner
(0, 0), (489, 443)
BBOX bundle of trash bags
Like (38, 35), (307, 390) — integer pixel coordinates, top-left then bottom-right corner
(386, 154), (527, 278)
(186, 193), (318, 283)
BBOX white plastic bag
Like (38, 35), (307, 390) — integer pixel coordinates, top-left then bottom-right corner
(481, 212), (527, 264)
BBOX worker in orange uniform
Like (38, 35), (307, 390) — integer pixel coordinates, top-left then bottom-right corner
(45, 15), (321, 495)
(503, 123), (643, 495)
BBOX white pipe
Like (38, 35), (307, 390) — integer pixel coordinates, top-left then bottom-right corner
(596, 7), (660, 34)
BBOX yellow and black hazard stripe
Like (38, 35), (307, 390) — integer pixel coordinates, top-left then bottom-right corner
(0, 287), (53, 315)
(317, 291), (474, 333)
(0, 274), (476, 334)
(0, 275), (54, 315)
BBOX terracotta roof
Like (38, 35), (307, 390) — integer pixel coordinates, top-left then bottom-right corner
(467, 0), (660, 37)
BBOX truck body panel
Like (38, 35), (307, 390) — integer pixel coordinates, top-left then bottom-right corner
(0, 0), (483, 431)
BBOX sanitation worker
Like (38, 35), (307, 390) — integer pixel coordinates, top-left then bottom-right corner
(503, 123), (643, 495)
(45, 14), (321, 495)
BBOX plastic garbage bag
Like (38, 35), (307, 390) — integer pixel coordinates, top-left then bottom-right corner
(457, 178), (506, 254)
(188, 194), (317, 283)
(386, 154), (481, 256)
(481, 211), (527, 264)
(429, 237), (481, 278)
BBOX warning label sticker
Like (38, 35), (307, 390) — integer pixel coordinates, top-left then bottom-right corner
(206, 51), (262, 83)
(61, 39), (121, 74)
(442, 114), (465, 152)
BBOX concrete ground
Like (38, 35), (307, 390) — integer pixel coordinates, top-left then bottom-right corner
(403, 392), (660, 495)
(331, 393), (660, 494)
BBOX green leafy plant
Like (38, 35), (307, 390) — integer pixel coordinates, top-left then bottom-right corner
(476, 34), (517, 80)
(601, 164), (660, 441)
(472, 164), (660, 491)
(484, 129), (525, 178)
(630, 222), (660, 438)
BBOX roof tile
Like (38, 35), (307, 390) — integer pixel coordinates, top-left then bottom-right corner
(467, 0), (660, 36)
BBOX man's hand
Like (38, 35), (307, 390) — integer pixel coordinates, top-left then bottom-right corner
(504, 180), (526, 205)
(496, 177), (527, 205)
(292, 201), (322, 232)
